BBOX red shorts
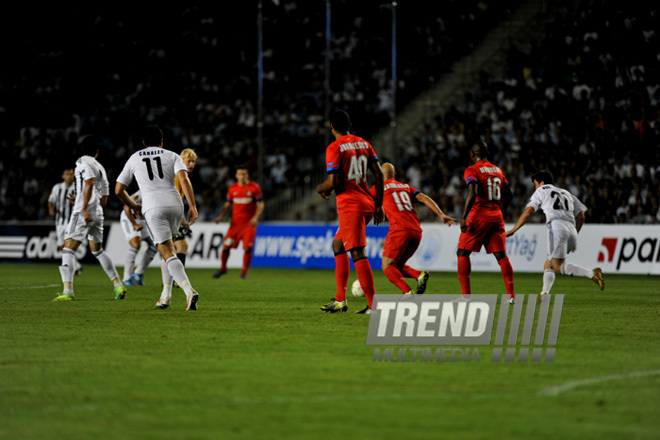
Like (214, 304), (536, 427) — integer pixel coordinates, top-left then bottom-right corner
(335, 210), (373, 251)
(383, 229), (422, 264)
(224, 223), (257, 249)
(458, 217), (506, 254)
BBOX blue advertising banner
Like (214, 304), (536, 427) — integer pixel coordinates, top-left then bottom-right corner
(250, 224), (389, 269)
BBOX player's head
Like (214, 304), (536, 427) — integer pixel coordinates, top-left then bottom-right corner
(235, 164), (249, 185)
(382, 162), (396, 179)
(142, 125), (164, 148)
(180, 148), (197, 173)
(531, 170), (554, 187)
(329, 110), (352, 135)
(469, 140), (489, 163)
(80, 135), (101, 157)
(62, 168), (74, 185)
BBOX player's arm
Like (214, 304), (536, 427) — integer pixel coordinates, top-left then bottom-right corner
(415, 192), (456, 226)
(460, 182), (478, 233)
(214, 201), (232, 223)
(115, 182), (144, 220)
(176, 169), (198, 226)
(82, 177), (95, 223)
(123, 204), (143, 231)
(316, 173), (338, 200)
(369, 160), (385, 225)
(506, 206), (536, 237)
(48, 201), (55, 216)
(250, 200), (265, 227)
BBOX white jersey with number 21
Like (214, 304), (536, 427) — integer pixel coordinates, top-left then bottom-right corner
(526, 184), (587, 225)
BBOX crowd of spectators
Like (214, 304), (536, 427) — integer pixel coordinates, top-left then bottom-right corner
(0, 0), (514, 222)
(3, 1), (657, 228)
(398, 1), (660, 226)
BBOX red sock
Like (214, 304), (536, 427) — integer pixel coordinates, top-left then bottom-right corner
(354, 257), (375, 308)
(498, 256), (515, 299)
(457, 256), (471, 296)
(220, 248), (230, 271)
(241, 250), (253, 276)
(335, 252), (349, 301)
(384, 266), (412, 293)
(400, 265), (421, 279)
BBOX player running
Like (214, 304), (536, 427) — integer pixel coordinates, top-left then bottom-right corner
(115, 125), (200, 310)
(212, 165), (264, 279)
(506, 169), (604, 302)
(48, 168), (83, 276)
(457, 141), (515, 303)
(317, 110), (384, 314)
(372, 163), (456, 298)
(54, 136), (126, 301)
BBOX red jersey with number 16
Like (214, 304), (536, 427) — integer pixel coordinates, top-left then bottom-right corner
(326, 134), (378, 213)
(227, 181), (263, 225)
(464, 159), (508, 222)
(370, 179), (422, 233)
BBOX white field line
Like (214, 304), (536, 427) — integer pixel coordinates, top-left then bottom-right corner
(538, 369), (660, 396)
(5, 284), (60, 291)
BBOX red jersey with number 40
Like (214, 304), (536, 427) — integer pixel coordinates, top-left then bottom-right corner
(464, 159), (508, 222)
(227, 181), (263, 225)
(370, 179), (422, 233)
(326, 134), (378, 213)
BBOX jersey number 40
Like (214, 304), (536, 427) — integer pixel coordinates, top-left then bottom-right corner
(347, 155), (368, 184)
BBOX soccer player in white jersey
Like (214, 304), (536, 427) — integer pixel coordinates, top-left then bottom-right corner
(48, 168), (83, 276)
(506, 170), (605, 302)
(115, 125), (200, 311)
(119, 190), (158, 286)
(54, 136), (127, 301)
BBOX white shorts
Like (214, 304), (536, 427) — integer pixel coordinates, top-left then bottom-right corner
(65, 209), (104, 244)
(144, 206), (183, 245)
(546, 220), (577, 260)
(120, 214), (150, 242)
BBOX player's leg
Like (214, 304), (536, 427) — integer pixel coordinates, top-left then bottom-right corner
(240, 225), (257, 279)
(123, 236), (141, 285)
(456, 218), (484, 299)
(213, 228), (235, 278)
(350, 246), (376, 313)
(382, 231), (415, 296)
(320, 234), (349, 312)
(88, 227), (126, 300)
(484, 220), (514, 302)
(55, 213), (86, 300)
(456, 248), (472, 298)
(494, 250), (514, 303)
(133, 239), (157, 285)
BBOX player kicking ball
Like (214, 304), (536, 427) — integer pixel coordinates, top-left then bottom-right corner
(372, 163), (456, 298)
(506, 170), (604, 302)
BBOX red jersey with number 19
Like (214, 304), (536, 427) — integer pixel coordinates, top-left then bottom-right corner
(370, 179), (422, 233)
(326, 134), (378, 213)
(464, 159), (508, 222)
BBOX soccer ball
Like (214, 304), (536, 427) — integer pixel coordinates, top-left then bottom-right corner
(351, 279), (364, 297)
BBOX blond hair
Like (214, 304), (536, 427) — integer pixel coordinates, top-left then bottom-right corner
(180, 148), (198, 160)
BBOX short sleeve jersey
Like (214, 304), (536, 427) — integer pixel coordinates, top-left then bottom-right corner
(370, 179), (422, 233)
(326, 134), (378, 213)
(526, 184), (587, 225)
(464, 160), (508, 222)
(49, 182), (75, 226)
(116, 147), (187, 214)
(227, 182), (263, 225)
(72, 155), (108, 212)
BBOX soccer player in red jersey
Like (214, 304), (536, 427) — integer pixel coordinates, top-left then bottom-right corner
(212, 165), (264, 279)
(317, 110), (384, 314)
(371, 163), (456, 297)
(457, 141), (515, 303)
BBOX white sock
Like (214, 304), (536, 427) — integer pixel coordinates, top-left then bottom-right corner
(74, 258), (82, 272)
(161, 258), (173, 286)
(136, 245), (158, 274)
(561, 263), (594, 278)
(124, 247), (138, 281)
(166, 256), (193, 295)
(93, 249), (119, 282)
(161, 284), (172, 301)
(541, 269), (555, 294)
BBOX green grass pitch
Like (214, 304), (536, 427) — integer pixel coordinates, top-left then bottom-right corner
(1, 263), (659, 439)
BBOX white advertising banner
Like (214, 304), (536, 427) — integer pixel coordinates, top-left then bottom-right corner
(104, 222), (660, 275)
